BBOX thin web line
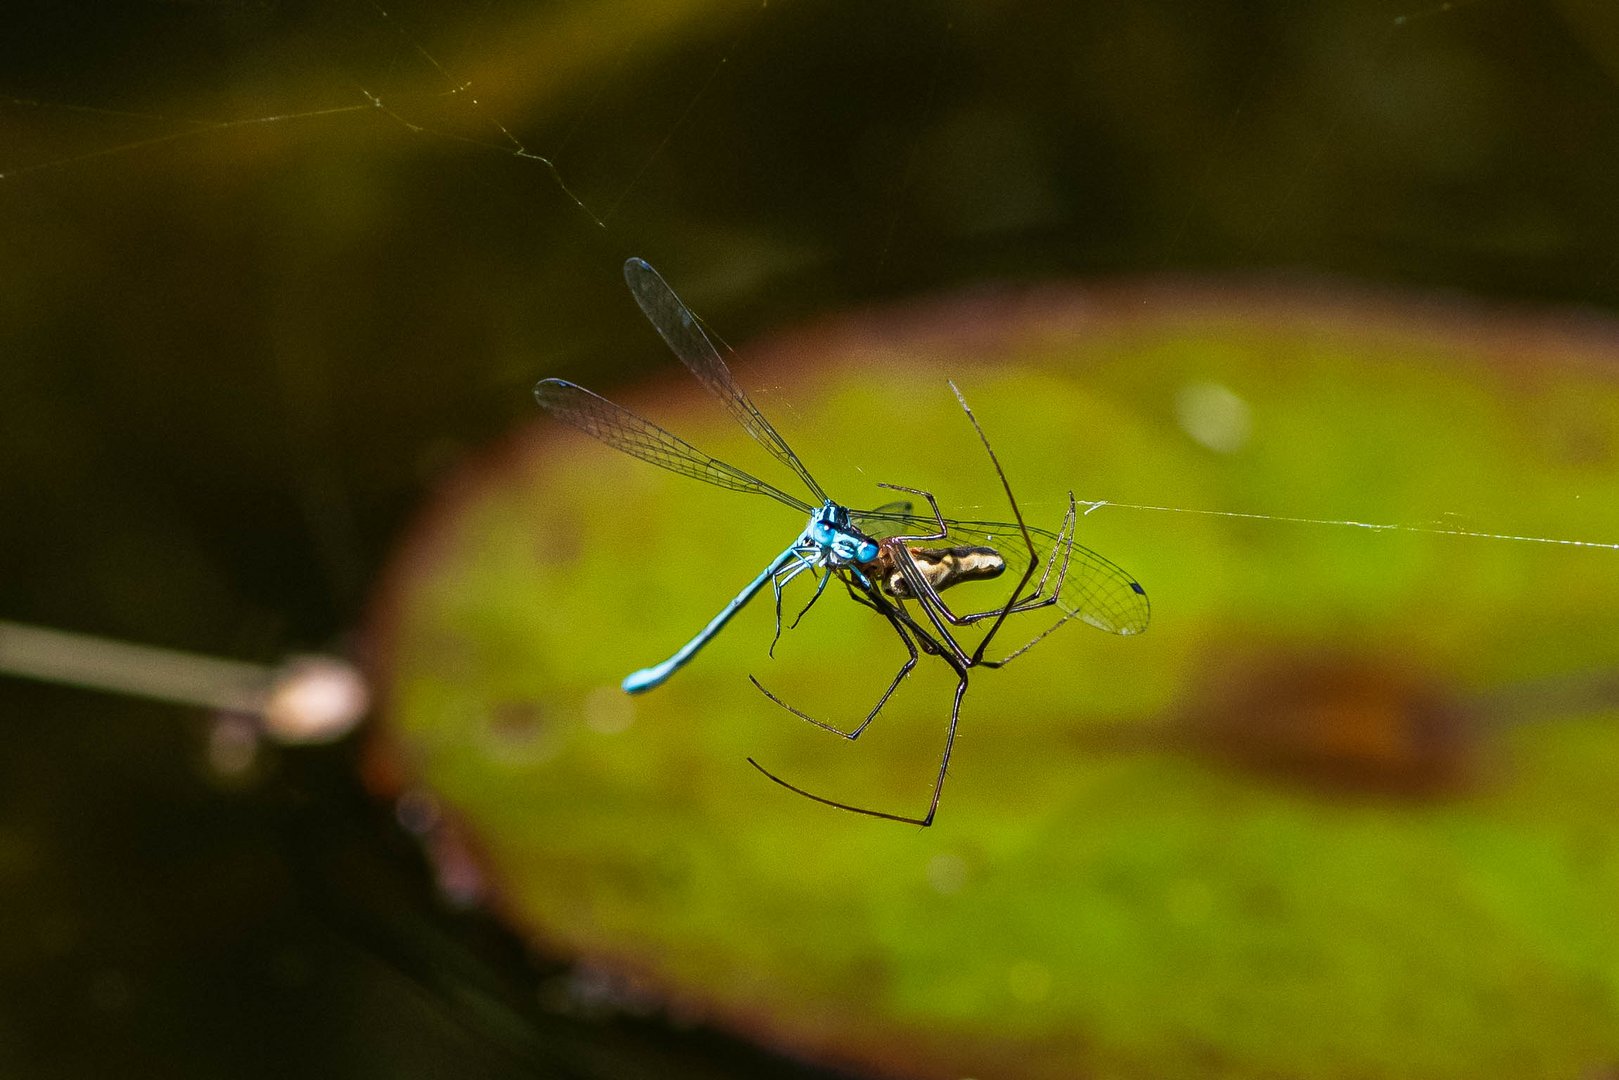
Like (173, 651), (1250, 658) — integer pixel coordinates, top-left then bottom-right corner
(1075, 499), (1619, 552)
(0, 98), (369, 179)
(599, 0), (771, 224)
(2, 3), (608, 228)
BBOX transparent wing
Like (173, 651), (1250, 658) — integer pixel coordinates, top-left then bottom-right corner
(534, 379), (814, 512)
(850, 507), (1150, 635)
(849, 508), (928, 542)
(624, 258), (830, 505)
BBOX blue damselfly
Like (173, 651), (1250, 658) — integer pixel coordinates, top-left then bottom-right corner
(534, 258), (1148, 824)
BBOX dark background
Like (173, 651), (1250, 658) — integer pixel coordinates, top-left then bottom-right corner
(4, 1), (1619, 1075)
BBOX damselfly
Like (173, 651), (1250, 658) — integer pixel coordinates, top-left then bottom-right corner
(534, 258), (1148, 825)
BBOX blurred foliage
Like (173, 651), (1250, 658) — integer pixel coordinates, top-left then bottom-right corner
(383, 283), (1619, 1079)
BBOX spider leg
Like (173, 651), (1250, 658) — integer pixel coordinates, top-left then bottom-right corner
(750, 577), (919, 739)
(893, 490), (1081, 628)
(749, 651), (969, 828)
(873, 482), (948, 542)
(940, 381), (1049, 666)
(978, 607), (1081, 669)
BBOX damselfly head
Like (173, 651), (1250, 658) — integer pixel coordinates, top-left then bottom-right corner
(807, 505), (879, 563)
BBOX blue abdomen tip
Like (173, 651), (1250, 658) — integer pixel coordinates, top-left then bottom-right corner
(622, 668), (661, 694)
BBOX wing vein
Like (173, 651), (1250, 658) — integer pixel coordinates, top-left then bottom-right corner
(534, 379), (813, 511)
(624, 258), (829, 504)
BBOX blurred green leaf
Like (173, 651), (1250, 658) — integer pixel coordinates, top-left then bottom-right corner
(377, 282), (1619, 1079)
